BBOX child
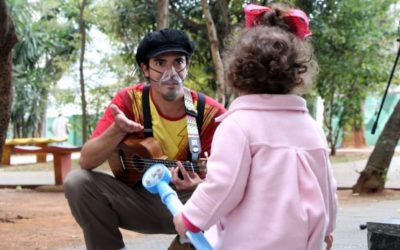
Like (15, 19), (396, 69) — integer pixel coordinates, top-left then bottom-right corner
(173, 3), (337, 250)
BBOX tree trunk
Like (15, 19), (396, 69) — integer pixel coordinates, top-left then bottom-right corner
(215, 0), (234, 106)
(156, 0), (169, 30)
(0, 0), (18, 160)
(352, 99), (400, 194)
(200, 0), (225, 106)
(79, 0), (88, 143)
(342, 127), (367, 148)
(342, 101), (367, 148)
(35, 88), (49, 137)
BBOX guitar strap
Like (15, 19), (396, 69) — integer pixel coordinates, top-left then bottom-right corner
(183, 87), (202, 161)
(141, 85), (205, 161)
(142, 85), (153, 138)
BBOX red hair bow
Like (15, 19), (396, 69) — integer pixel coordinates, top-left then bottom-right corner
(243, 4), (312, 40)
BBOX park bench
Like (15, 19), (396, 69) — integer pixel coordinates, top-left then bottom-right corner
(13, 145), (81, 185)
(1, 137), (67, 165)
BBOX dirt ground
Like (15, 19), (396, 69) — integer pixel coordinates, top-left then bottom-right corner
(0, 187), (141, 250)
(1, 188), (400, 250)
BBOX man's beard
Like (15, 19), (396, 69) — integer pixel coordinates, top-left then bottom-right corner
(159, 75), (183, 101)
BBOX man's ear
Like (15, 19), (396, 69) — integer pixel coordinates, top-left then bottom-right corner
(140, 63), (150, 77)
(186, 59), (191, 68)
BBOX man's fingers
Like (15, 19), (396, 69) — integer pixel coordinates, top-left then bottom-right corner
(171, 167), (183, 183)
(110, 104), (122, 117)
(171, 166), (180, 180)
(178, 162), (191, 179)
(110, 104), (143, 133)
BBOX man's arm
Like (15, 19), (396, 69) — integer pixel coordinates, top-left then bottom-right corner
(79, 104), (143, 170)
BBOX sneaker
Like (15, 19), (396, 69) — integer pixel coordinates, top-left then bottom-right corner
(167, 235), (195, 250)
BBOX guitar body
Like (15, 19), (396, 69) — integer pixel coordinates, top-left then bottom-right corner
(108, 137), (168, 186)
(108, 135), (207, 187)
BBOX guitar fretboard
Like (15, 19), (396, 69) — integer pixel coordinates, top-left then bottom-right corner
(120, 157), (205, 172)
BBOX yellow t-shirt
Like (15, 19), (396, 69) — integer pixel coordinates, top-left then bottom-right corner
(150, 100), (188, 160)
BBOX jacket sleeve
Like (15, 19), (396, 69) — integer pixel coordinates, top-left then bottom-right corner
(325, 152), (338, 235)
(182, 117), (252, 230)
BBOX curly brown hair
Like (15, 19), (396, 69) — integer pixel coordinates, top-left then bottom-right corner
(224, 5), (317, 95)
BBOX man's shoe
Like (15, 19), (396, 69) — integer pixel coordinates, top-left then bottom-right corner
(167, 235), (195, 250)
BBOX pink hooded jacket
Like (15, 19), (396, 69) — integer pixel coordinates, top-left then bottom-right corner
(182, 94), (338, 250)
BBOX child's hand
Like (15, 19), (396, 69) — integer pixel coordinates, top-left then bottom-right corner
(173, 212), (188, 240)
(324, 234), (333, 250)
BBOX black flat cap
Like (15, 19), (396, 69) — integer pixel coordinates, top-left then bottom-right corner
(135, 28), (196, 65)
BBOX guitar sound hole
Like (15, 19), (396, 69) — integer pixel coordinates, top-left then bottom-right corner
(131, 156), (145, 172)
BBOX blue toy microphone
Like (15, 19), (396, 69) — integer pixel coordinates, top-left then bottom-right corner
(142, 164), (213, 250)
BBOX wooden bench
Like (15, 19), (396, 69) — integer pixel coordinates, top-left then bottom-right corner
(13, 145), (81, 185)
(1, 137), (67, 165)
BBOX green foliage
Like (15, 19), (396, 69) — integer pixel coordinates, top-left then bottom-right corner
(8, 0), (400, 148)
(311, 0), (398, 149)
(8, 0), (80, 137)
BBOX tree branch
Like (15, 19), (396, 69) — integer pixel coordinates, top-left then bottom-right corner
(169, 8), (205, 32)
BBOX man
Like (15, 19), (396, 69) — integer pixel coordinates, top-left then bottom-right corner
(52, 113), (69, 144)
(63, 28), (226, 250)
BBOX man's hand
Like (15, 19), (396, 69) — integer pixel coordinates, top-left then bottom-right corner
(171, 162), (203, 190)
(110, 104), (143, 133)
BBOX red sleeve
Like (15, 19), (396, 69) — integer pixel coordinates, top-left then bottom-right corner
(198, 95), (226, 158)
(182, 213), (201, 233)
(90, 86), (138, 139)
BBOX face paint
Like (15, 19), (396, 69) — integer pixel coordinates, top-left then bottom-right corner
(149, 66), (185, 86)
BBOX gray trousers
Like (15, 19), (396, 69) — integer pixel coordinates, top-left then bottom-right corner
(63, 169), (193, 250)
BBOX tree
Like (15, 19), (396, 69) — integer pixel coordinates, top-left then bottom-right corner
(0, 0), (18, 158)
(78, 0), (89, 142)
(157, 0), (169, 30)
(8, 0), (79, 138)
(200, 0), (225, 105)
(352, 38), (400, 194)
(311, 0), (398, 155)
(352, 99), (400, 194)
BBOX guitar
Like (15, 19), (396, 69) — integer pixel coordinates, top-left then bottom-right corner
(108, 135), (207, 186)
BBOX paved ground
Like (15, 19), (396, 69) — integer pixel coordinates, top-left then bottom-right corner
(1, 150), (400, 249)
(58, 197), (400, 250)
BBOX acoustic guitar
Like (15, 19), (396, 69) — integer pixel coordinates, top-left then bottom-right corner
(108, 135), (207, 186)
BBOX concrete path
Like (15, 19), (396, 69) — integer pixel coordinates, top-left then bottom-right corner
(333, 156), (400, 189)
(59, 198), (400, 250)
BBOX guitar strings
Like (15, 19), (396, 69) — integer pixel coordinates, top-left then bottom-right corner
(120, 158), (204, 171)
(121, 162), (203, 170)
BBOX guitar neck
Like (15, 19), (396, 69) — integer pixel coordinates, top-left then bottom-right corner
(138, 158), (204, 172)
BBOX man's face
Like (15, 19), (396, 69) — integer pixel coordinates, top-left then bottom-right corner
(141, 52), (189, 101)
